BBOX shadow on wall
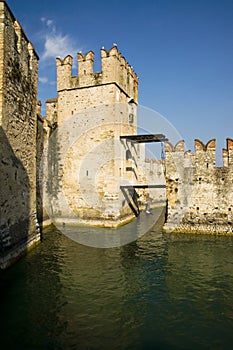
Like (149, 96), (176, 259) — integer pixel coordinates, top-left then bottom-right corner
(121, 187), (140, 217)
(0, 127), (30, 268)
(36, 116), (45, 230)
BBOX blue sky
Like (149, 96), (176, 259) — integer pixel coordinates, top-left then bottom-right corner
(6, 0), (233, 159)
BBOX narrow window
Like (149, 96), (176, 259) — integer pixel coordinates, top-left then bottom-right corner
(129, 113), (134, 124)
(126, 150), (132, 160)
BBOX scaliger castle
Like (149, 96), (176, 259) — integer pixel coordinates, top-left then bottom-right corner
(0, 0), (232, 269)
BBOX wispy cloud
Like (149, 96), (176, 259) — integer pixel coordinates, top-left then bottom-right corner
(39, 76), (48, 83)
(40, 18), (81, 61)
(41, 18), (54, 27)
(39, 76), (56, 87)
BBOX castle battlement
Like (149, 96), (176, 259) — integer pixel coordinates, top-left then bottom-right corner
(0, 1), (38, 62)
(56, 45), (138, 103)
(164, 138), (233, 168)
(13, 20), (38, 64)
(164, 138), (233, 235)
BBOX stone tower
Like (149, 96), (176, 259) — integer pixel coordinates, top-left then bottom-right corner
(47, 45), (138, 125)
(45, 46), (144, 227)
(0, 0), (40, 268)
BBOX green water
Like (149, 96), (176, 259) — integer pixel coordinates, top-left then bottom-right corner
(1, 211), (233, 349)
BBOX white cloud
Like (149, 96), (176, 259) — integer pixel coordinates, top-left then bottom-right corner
(46, 19), (53, 27)
(42, 33), (77, 60)
(40, 17), (81, 61)
(39, 76), (48, 83)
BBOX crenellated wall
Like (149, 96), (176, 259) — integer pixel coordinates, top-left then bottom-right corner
(56, 46), (138, 99)
(0, 0), (40, 268)
(53, 47), (138, 128)
(163, 138), (233, 235)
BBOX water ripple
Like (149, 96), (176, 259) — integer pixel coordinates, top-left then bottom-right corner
(1, 216), (233, 349)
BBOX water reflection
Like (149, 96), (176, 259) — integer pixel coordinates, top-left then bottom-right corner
(0, 211), (233, 349)
(56, 207), (164, 248)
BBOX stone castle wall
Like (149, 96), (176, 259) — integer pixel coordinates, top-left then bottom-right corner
(36, 105), (53, 229)
(0, 0), (40, 268)
(144, 159), (166, 207)
(163, 138), (233, 235)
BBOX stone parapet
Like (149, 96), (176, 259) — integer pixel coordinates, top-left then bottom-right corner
(163, 138), (233, 235)
(56, 45), (138, 103)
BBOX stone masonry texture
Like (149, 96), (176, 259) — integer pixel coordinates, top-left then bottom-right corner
(0, 0), (40, 269)
(163, 139), (233, 235)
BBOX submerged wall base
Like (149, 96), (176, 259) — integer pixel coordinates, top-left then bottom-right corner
(0, 233), (41, 270)
(163, 223), (233, 236)
(52, 214), (136, 229)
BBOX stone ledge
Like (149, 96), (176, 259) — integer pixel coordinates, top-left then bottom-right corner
(163, 223), (233, 235)
(52, 214), (136, 228)
(0, 233), (41, 269)
(42, 218), (53, 228)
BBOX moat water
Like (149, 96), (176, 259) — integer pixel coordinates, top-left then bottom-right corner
(1, 210), (233, 350)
